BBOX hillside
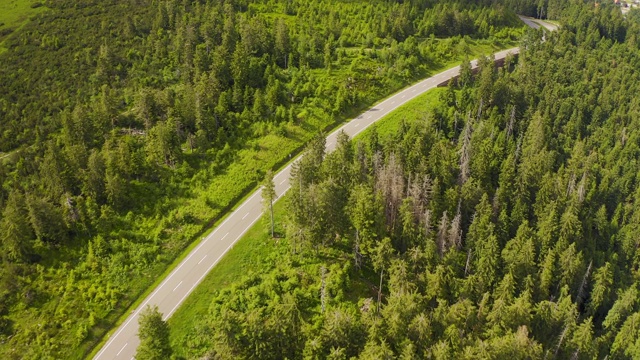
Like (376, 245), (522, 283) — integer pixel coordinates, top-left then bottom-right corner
(0, 0), (524, 358)
(166, 2), (640, 359)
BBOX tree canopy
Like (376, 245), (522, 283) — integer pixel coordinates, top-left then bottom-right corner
(171, 2), (640, 359)
(0, 0), (526, 358)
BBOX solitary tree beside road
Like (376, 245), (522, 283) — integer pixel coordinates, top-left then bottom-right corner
(263, 169), (276, 237)
(136, 305), (172, 360)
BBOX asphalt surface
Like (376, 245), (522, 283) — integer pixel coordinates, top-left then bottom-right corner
(92, 46), (520, 360)
(518, 15), (559, 31)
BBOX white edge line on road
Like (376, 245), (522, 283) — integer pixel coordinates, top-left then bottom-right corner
(94, 187), (263, 359)
(350, 83), (434, 138)
(117, 343), (127, 356)
(280, 185), (291, 196)
(198, 255), (207, 265)
(173, 281), (182, 292)
(164, 214), (263, 320)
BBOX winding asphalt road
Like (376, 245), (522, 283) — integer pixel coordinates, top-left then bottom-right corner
(93, 47), (522, 360)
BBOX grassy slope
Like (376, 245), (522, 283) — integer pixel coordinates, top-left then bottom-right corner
(167, 86), (446, 357)
(79, 130), (307, 359)
(84, 36), (515, 358)
(0, 0), (47, 53)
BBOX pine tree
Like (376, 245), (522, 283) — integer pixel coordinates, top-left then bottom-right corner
(611, 312), (640, 359)
(587, 262), (613, 316)
(84, 149), (106, 203)
(348, 184), (382, 257)
(373, 238), (394, 313)
(568, 317), (595, 359)
(262, 169), (276, 237)
(274, 18), (290, 68)
(459, 114), (473, 185)
(459, 57), (472, 88)
(0, 190), (33, 262)
(501, 221), (536, 285)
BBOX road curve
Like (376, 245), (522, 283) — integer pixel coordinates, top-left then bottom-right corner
(518, 15), (559, 31)
(92, 47), (520, 360)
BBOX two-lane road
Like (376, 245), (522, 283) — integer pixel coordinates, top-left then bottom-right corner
(93, 47), (520, 360)
(518, 15), (559, 31)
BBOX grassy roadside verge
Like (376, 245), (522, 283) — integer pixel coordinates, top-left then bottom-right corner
(81, 135), (308, 359)
(80, 187), (253, 359)
(167, 87), (446, 357)
(85, 39), (513, 359)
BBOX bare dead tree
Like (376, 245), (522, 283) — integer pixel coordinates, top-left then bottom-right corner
(514, 132), (523, 165)
(576, 260), (593, 307)
(566, 172), (576, 197)
(448, 203), (463, 251)
(554, 324), (569, 359)
(376, 153), (405, 232)
(407, 175), (421, 222)
(570, 350), (579, 360)
(577, 172), (587, 204)
(491, 190), (501, 216)
(372, 150), (384, 180)
(423, 209), (433, 238)
(437, 211), (449, 256)
(476, 98), (484, 122)
(465, 249), (472, 276)
(408, 174), (432, 224)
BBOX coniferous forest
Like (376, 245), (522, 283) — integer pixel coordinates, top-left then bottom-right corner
(173, 2), (640, 360)
(2, 0), (640, 359)
(0, 0), (525, 358)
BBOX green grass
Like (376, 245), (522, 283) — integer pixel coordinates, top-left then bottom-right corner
(167, 198), (289, 357)
(80, 192), (249, 359)
(370, 88), (445, 138)
(82, 129), (315, 360)
(0, 0), (47, 53)
(167, 85), (446, 357)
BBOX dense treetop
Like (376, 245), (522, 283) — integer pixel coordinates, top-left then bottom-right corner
(170, 2), (640, 359)
(0, 0), (524, 358)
